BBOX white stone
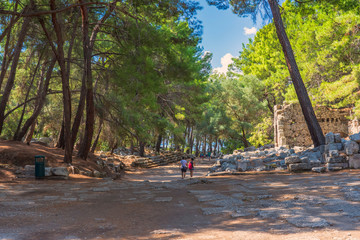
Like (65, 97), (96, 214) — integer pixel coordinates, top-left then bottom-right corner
(344, 140), (359, 156)
(312, 167), (326, 173)
(349, 154), (360, 169)
(45, 167), (52, 177)
(51, 167), (69, 176)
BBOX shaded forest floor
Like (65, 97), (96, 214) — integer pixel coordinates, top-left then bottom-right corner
(0, 140), (118, 180)
(1, 141), (360, 239)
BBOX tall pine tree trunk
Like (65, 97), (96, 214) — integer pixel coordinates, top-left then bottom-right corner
(268, 0), (324, 147)
(195, 137), (199, 157)
(24, 120), (36, 145)
(77, 1), (115, 160)
(139, 141), (145, 157)
(155, 134), (162, 153)
(56, 121), (65, 149)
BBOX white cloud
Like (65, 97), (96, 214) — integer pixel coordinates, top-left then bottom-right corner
(244, 27), (257, 35)
(213, 53), (234, 74)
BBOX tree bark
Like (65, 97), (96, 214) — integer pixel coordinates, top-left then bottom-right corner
(139, 141), (145, 157)
(77, 1), (115, 160)
(56, 121), (65, 149)
(241, 127), (249, 148)
(189, 126), (194, 154)
(268, 0), (325, 147)
(214, 137), (218, 155)
(0, 14), (31, 134)
(195, 137), (199, 157)
(90, 119), (103, 153)
(24, 120), (36, 145)
(40, 0), (73, 162)
(155, 134), (162, 153)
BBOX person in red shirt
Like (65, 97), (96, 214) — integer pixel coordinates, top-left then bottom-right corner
(188, 158), (194, 178)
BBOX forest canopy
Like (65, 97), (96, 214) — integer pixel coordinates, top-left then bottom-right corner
(0, 0), (359, 159)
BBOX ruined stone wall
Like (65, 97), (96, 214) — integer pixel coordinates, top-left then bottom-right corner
(274, 103), (353, 147)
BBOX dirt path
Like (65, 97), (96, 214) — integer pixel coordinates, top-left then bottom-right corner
(1, 159), (360, 240)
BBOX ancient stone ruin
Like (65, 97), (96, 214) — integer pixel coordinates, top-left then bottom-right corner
(274, 103), (360, 147)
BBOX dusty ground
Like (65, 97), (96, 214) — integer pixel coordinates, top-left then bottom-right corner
(0, 140), (106, 180)
(1, 154), (360, 240)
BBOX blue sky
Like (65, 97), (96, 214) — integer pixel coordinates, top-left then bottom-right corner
(197, 0), (263, 73)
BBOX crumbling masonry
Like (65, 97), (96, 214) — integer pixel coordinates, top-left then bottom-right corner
(274, 103), (360, 147)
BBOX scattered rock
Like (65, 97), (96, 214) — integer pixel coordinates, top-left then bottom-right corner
(51, 167), (69, 177)
(45, 167), (52, 177)
(285, 156), (302, 165)
(289, 163), (311, 171)
(348, 154), (360, 169)
(350, 133), (360, 143)
(312, 167), (326, 173)
(93, 170), (102, 178)
(344, 140), (359, 156)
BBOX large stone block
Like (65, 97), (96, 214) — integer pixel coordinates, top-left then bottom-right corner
(301, 157), (310, 164)
(344, 140), (359, 156)
(326, 163), (348, 168)
(349, 154), (360, 169)
(350, 133), (360, 143)
(310, 160), (321, 168)
(329, 150), (339, 157)
(325, 132), (335, 144)
(334, 133), (342, 143)
(249, 158), (264, 168)
(24, 165), (35, 175)
(285, 156), (301, 165)
(325, 143), (339, 153)
(51, 167), (69, 177)
(312, 167), (326, 173)
(289, 163), (311, 171)
(326, 156), (346, 163)
(237, 161), (248, 171)
(45, 167), (52, 177)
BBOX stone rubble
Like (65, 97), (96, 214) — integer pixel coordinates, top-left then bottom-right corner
(208, 131), (360, 175)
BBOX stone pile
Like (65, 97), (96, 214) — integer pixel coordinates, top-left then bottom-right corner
(208, 131), (360, 175)
(21, 165), (70, 179)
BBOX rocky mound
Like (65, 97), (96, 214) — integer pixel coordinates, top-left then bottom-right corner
(208, 132), (360, 175)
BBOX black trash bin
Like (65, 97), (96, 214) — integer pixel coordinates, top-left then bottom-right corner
(35, 155), (45, 179)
